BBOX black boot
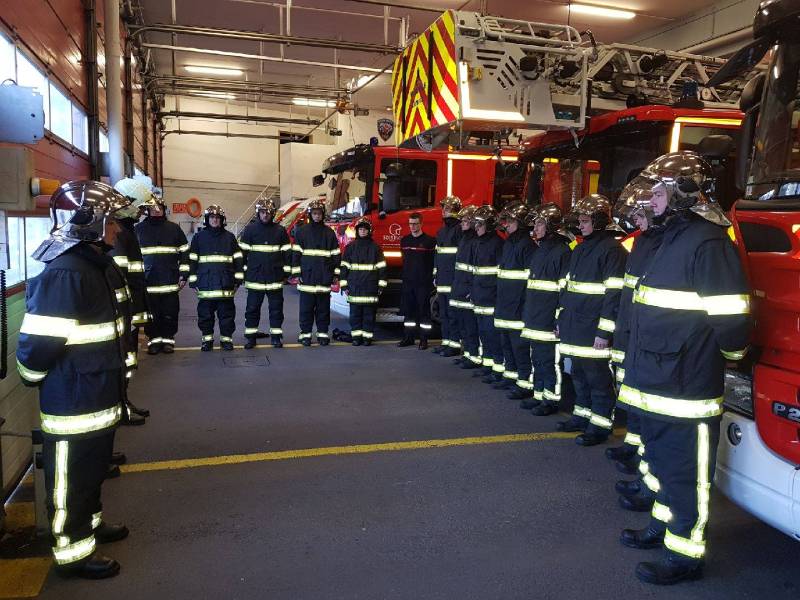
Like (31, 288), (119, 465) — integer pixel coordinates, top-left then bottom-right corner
(397, 337), (415, 348)
(121, 407), (145, 427)
(161, 344), (174, 354)
(460, 360), (480, 370)
(620, 527), (664, 550)
(105, 464), (121, 480)
(441, 348), (459, 358)
(635, 557), (703, 585)
(352, 339), (363, 347)
(244, 337), (257, 350)
(55, 554), (120, 580)
(481, 373), (496, 384)
(221, 341), (234, 351)
(615, 478), (643, 497)
(128, 402), (149, 418)
(520, 398), (541, 410)
(492, 379), (513, 390)
(146, 343), (162, 355)
(556, 417), (586, 432)
(301, 338), (312, 347)
(271, 335), (283, 348)
(616, 456), (641, 475)
(363, 339), (372, 347)
(418, 338), (428, 350)
(619, 493), (655, 512)
(606, 444), (637, 462)
(531, 402), (558, 416)
(576, 432), (609, 447)
(201, 341), (213, 352)
(95, 522), (129, 544)
(432, 345), (444, 354)
(507, 387), (530, 400)
(109, 452), (126, 466)
(319, 337), (330, 346)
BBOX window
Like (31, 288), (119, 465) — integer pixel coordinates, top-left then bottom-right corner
(49, 82), (72, 143)
(71, 104), (88, 153)
(5, 215), (52, 287)
(493, 161), (526, 211)
(378, 158), (437, 214)
(6, 217), (25, 287)
(24, 217), (51, 280)
(16, 49), (49, 129)
(0, 33), (14, 83)
(99, 129), (109, 152)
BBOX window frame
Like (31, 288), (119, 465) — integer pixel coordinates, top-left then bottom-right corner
(4, 213), (52, 296)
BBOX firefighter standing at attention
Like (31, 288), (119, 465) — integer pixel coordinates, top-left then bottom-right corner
(291, 199), (340, 346)
(17, 181), (133, 579)
(188, 205), (244, 351)
(134, 192), (190, 355)
(339, 217), (387, 346)
(238, 196), (292, 349)
(432, 196), (463, 357)
(556, 195), (627, 445)
(450, 206), (481, 369)
(617, 152), (751, 585)
(397, 212), (436, 349)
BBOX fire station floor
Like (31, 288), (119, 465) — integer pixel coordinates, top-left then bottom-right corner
(27, 288), (800, 599)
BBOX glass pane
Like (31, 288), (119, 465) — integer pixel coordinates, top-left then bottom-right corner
(5, 217), (25, 286)
(99, 129), (109, 152)
(0, 33), (14, 83)
(49, 82), (72, 143)
(16, 49), (49, 129)
(71, 103), (88, 153)
(24, 217), (51, 280)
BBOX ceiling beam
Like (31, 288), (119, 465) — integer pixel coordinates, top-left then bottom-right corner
(146, 75), (345, 96)
(160, 111), (322, 125)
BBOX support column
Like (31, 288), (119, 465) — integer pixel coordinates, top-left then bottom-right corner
(84, 0), (100, 179)
(104, 0), (125, 183)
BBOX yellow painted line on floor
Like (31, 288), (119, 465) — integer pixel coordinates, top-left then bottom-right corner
(121, 431), (577, 475)
(0, 558), (52, 599)
(172, 339), (440, 351)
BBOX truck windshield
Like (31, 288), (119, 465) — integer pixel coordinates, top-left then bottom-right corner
(749, 41), (800, 201)
(328, 168), (370, 220)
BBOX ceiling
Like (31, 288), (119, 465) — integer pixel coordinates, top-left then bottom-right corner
(134, 0), (722, 117)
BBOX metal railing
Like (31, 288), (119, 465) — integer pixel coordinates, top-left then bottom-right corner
(229, 185), (280, 235)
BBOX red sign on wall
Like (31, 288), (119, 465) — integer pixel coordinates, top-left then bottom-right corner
(173, 203), (187, 213)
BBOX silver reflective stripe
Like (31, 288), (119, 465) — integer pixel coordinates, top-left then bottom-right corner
(20, 314), (78, 338)
(235, 272), (244, 280)
(112, 255), (128, 268)
(436, 285), (452, 293)
(245, 244), (283, 252)
(188, 275), (198, 283)
(473, 266), (498, 275)
(624, 273), (639, 289)
(721, 348), (748, 361)
(497, 269), (529, 280)
(198, 290), (235, 298)
(652, 501), (673, 523)
(269, 328), (283, 335)
(66, 319), (123, 345)
(244, 327), (258, 335)
(115, 287), (129, 302)
(618, 385), (723, 419)
(132, 311), (149, 324)
(704, 294), (750, 315)
(624, 432), (642, 446)
(455, 262), (473, 272)
(147, 284), (181, 294)
(125, 352), (137, 368)
(244, 282), (283, 291)
(189, 252), (199, 260)
(573, 406), (592, 419)
(636, 286), (751, 314)
(348, 295), (379, 304)
(449, 299), (474, 309)
(436, 246), (458, 254)
(301, 248), (339, 257)
(127, 261), (144, 272)
(611, 349), (625, 363)
(559, 343), (610, 359)
(598, 318), (616, 333)
(92, 511), (103, 529)
(521, 328), (557, 341)
(589, 412), (613, 430)
(233, 251), (244, 259)
(220, 336), (233, 342)
(52, 440), (68, 535)
(664, 531), (705, 559)
(344, 262), (383, 271)
(141, 245), (181, 254)
(198, 255), (233, 263)
(566, 280), (606, 294)
(604, 276), (624, 290)
(297, 284), (331, 294)
(527, 279), (560, 292)
(494, 318), (524, 330)
(41, 405), (122, 435)
(473, 305), (495, 315)
(202, 335), (214, 342)
(179, 244), (190, 252)
(53, 534), (96, 565)
(17, 359), (47, 382)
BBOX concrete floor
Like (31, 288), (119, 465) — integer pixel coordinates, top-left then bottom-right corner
(36, 288), (799, 599)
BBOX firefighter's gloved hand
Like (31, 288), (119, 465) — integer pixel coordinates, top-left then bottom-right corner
(593, 336), (609, 350)
(178, 278), (187, 290)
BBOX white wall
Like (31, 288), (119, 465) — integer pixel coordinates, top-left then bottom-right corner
(279, 143), (333, 204)
(336, 110), (394, 148)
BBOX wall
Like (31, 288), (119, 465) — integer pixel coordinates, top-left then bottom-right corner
(279, 143), (336, 204)
(336, 110), (394, 149)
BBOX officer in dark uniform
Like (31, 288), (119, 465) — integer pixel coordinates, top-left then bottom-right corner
(291, 199), (340, 346)
(134, 194), (190, 354)
(238, 196), (292, 349)
(188, 205), (244, 351)
(521, 204), (571, 413)
(494, 202), (535, 393)
(397, 212), (436, 349)
(17, 181), (132, 579)
(469, 205), (505, 383)
(450, 206), (481, 369)
(432, 196), (463, 357)
(616, 152), (750, 585)
(339, 217), (386, 346)
(556, 195), (627, 445)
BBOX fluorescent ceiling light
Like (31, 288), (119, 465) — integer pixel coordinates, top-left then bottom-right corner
(569, 3), (636, 19)
(193, 91), (237, 100)
(293, 97), (337, 108)
(185, 65), (244, 76)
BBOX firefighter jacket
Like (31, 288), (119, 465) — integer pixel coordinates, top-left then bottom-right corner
(238, 220), (291, 292)
(434, 218), (462, 294)
(401, 232), (436, 287)
(135, 216), (190, 294)
(557, 230), (627, 358)
(110, 218), (148, 326)
(619, 212), (751, 421)
(522, 234), (571, 342)
(17, 244), (131, 438)
(495, 229), (536, 330)
(291, 221), (341, 293)
(611, 228), (664, 370)
(451, 230), (476, 307)
(470, 231), (505, 316)
(188, 226), (244, 299)
(339, 237), (387, 304)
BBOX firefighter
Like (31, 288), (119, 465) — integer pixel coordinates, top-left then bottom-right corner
(556, 195), (627, 445)
(520, 204), (572, 413)
(450, 206), (481, 369)
(616, 152), (751, 585)
(494, 202), (535, 393)
(470, 205), (505, 383)
(188, 205), (243, 351)
(291, 199), (340, 346)
(134, 193), (190, 355)
(17, 181), (133, 579)
(398, 212), (436, 349)
(432, 196), (463, 357)
(340, 217), (386, 345)
(238, 196), (291, 349)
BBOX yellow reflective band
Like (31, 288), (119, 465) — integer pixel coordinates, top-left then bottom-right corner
(559, 343), (610, 359)
(148, 338), (164, 345)
(297, 284), (331, 294)
(618, 385), (723, 419)
(473, 266), (498, 275)
(317, 333), (330, 339)
(455, 262), (473, 272)
(521, 328), (558, 341)
(125, 352), (137, 368)
(235, 272), (245, 280)
(244, 282), (283, 291)
(197, 290), (235, 299)
(722, 348), (748, 361)
(691, 423), (712, 549)
(244, 244), (283, 253)
(112, 255), (128, 268)
(503, 371), (519, 380)
(115, 287), (129, 303)
(704, 294), (751, 315)
(616, 368), (625, 383)
(624, 273), (639, 289)
(473, 305), (495, 315)
(220, 336), (233, 343)
(41, 405), (122, 435)
(449, 299), (474, 309)
(66, 320), (122, 345)
(543, 389), (561, 401)
(351, 329), (365, 337)
(344, 262), (383, 271)
(436, 246), (458, 254)
(283, 265), (292, 273)
(623, 432), (641, 446)
(245, 328), (259, 335)
(598, 318), (616, 333)
(533, 390), (544, 400)
(141, 245), (181, 254)
(517, 379), (534, 390)
(180, 263), (190, 272)
(567, 280), (606, 295)
(497, 269), (529, 280)
(420, 323), (433, 330)
(298, 333), (313, 340)
(92, 511), (102, 530)
(53, 533), (97, 565)
(527, 279), (560, 292)
(147, 284), (181, 293)
(437, 285), (452, 293)
(127, 261), (144, 272)
(334, 268), (341, 275)
(573, 406), (592, 418)
(664, 531), (705, 559)
(348, 295), (379, 304)
(301, 248), (339, 257)
(492, 363), (505, 373)
(132, 311), (150, 325)
(179, 244), (190, 252)
(233, 251), (244, 259)
(558, 277), (567, 289)
(202, 335), (214, 342)
(339, 279), (348, 287)
(589, 413), (613, 430)
(280, 244), (292, 251)
(188, 275), (198, 283)
(17, 358), (47, 382)
(291, 267), (301, 274)
(269, 328), (283, 335)
(198, 255), (234, 263)
(643, 472), (661, 493)
(52, 440), (68, 536)
(189, 252), (199, 260)
(238, 242), (252, 250)
(604, 277), (624, 290)
(494, 318), (524, 330)
(652, 501), (673, 523)
(611, 349), (625, 363)
(20, 313), (78, 338)
(482, 357), (494, 367)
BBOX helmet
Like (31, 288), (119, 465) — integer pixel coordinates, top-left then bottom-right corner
(203, 204), (227, 227)
(498, 202), (530, 226)
(615, 186), (655, 232)
(32, 180), (131, 262)
(255, 196), (277, 221)
(113, 177), (155, 219)
(306, 198), (327, 218)
(354, 217), (373, 236)
(457, 205), (478, 221)
(526, 202), (563, 234)
(472, 205), (499, 231)
(570, 194), (613, 230)
(441, 195), (463, 215)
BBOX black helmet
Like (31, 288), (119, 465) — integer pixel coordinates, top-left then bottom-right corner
(499, 202), (530, 226)
(457, 205), (478, 225)
(204, 204), (227, 227)
(354, 216), (372, 236)
(526, 202), (563, 234)
(472, 205), (499, 231)
(615, 186), (655, 232)
(441, 195), (463, 215)
(306, 198), (327, 218)
(570, 194), (613, 230)
(255, 196), (277, 221)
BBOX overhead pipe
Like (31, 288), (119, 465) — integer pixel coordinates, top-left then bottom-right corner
(154, 89), (335, 108)
(145, 75), (346, 95)
(124, 46), (135, 172)
(83, 0), (100, 180)
(104, 0), (126, 184)
(162, 129), (305, 141)
(160, 111), (321, 126)
(229, 0), (403, 23)
(680, 27), (752, 55)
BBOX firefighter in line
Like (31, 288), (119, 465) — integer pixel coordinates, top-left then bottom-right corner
(134, 193), (190, 355)
(188, 205), (243, 351)
(520, 204), (572, 413)
(17, 181), (133, 579)
(238, 197), (291, 349)
(556, 195), (627, 445)
(617, 152), (750, 585)
(450, 206), (481, 369)
(397, 212), (436, 349)
(339, 217), (386, 346)
(469, 205), (505, 383)
(494, 202), (536, 393)
(291, 199), (340, 346)
(431, 196), (463, 357)
(608, 187), (664, 515)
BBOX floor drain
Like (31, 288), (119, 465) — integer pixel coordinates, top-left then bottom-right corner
(222, 355), (270, 368)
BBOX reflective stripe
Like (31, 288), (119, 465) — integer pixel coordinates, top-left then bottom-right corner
(635, 285), (750, 316)
(616, 368), (625, 383)
(704, 294), (750, 315)
(132, 311), (149, 324)
(618, 385), (723, 419)
(547, 345), (562, 401)
(503, 370), (519, 380)
(297, 284), (331, 294)
(521, 328), (557, 341)
(141, 245), (182, 254)
(220, 336), (233, 342)
(342, 262), (383, 271)
(516, 379), (534, 390)
(112, 256), (128, 268)
(52, 441), (68, 535)
(20, 314), (78, 338)
(91, 511), (103, 530)
(473, 266), (498, 275)
(643, 473), (661, 493)
(473, 305), (495, 315)
(189, 252), (199, 260)
(147, 284), (181, 293)
(298, 333), (312, 340)
(244, 328), (259, 335)
(404, 322), (417, 327)
(299, 248), (339, 257)
(598, 318), (616, 333)
(436, 246), (458, 254)
(125, 352), (137, 368)
(611, 349), (625, 363)
(67, 319), (123, 345)
(128, 261), (144, 272)
(436, 285), (452, 293)
(420, 323), (433, 330)
(449, 299), (474, 309)
(235, 272), (245, 280)
(233, 251), (244, 259)
(497, 269), (529, 280)
(683, 422), (712, 558)
(573, 406), (592, 419)
(197, 290), (235, 298)
(721, 348), (748, 361)
(348, 295), (379, 304)
(482, 357), (494, 367)
(41, 405), (122, 435)
(664, 531), (705, 559)
(179, 243), (190, 252)
(188, 275), (198, 283)
(269, 328), (283, 335)
(53, 534), (96, 565)
(148, 338), (164, 345)
(17, 358), (47, 382)
(492, 363), (505, 373)
(652, 501), (673, 523)
(317, 333), (330, 338)
(624, 273), (639, 289)
(604, 277), (624, 290)
(241, 244), (284, 252)
(198, 255), (233, 263)
(378, 280), (387, 287)
(290, 267), (301, 274)
(22, 314), (123, 345)
(589, 413), (613, 430)
(455, 262), (473, 272)
(351, 329), (365, 337)
(244, 282), (283, 291)
(494, 318), (524, 330)
(533, 390), (544, 400)
(338, 280), (348, 287)
(559, 343), (610, 359)
(566, 280), (606, 295)
(527, 279), (560, 292)
(202, 335), (214, 342)
(115, 287), (129, 303)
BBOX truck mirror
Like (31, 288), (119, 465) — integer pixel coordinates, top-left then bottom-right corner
(735, 105), (759, 192)
(378, 211), (387, 220)
(312, 174), (325, 187)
